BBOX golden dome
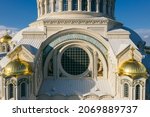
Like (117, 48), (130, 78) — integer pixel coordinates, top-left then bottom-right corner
(3, 58), (32, 77)
(0, 34), (12, 43)
(119, 59), (147, 79)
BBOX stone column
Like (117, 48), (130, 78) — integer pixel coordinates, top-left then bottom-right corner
(93, 51), (98, 80)
(78, 0), (82, 11)
(15, 86), (18, 100)
(45, 0), (48, 14)
(142, 85), (145, 100)
(40, 3), (43, 15)
(68, 0), (72, 11)
(51, 0), (55, 12)
(37, 2), (40, 17)
(87, 0), (91, 12)
(96, 0), (99, 13)
(132, 86), (135, 100)
(59, 0), (63, 11)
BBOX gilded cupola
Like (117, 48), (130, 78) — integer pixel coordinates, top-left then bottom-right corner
(118, 47), (147, 79)
(2, 55), (32, 77)
(0, 34), (12, 43)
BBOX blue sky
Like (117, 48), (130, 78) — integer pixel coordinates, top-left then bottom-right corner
(0, 0), (150, 45)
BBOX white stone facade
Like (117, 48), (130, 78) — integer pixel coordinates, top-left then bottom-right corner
(0, 0), (149, 100)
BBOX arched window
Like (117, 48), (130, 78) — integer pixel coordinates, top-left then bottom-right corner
(91, 0), (96, 12)
(72, 0), (78, 10)
(63, 0), (68, 11)
(135, 85), (141, 100)
(124, 83), (129, 97)
(21, 83), (26, 97)
(99, 0), (103, 13)
(55, 0), (59, 12)
(82, 0), (87, 11)
(8, 84), (14, 99)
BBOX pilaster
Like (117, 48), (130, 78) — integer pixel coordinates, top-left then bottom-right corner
(87, 0), (91, 12)
(59, 0), (63, 12)
(78, 0), (82, 11)
(68, 0), (72, 11)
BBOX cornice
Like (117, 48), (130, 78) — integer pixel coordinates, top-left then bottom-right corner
(44, 19), (109, 25)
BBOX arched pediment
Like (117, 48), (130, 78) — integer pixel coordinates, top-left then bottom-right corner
(40, 28), (109, 62)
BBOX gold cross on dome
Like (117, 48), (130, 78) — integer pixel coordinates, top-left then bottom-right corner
(130, 47), (135, 59)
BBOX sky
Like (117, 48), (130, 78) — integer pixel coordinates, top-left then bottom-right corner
(0, 0), (150, 45)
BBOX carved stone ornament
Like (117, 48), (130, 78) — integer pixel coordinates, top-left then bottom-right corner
(44, 19), (108, 25)
(121, 79), (132, 86)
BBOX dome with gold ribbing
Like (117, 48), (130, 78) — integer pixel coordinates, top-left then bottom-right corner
(118, 48), (147, 79)
(0, 34), (12, 43)
(2, 54), (32, 77)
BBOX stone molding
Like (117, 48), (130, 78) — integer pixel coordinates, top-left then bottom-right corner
(44, 19), (108, 25)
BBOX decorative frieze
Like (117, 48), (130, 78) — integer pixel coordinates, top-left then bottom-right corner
(121, 79), (132, 86)
(133, 80), (144, 87)
(44, 19), (108, 25)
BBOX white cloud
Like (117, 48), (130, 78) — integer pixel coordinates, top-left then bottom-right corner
(134, 29), (150, 46)
(0, 25), (19, 38)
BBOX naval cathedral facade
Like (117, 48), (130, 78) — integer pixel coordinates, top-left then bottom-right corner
(0, 0), (149, 100)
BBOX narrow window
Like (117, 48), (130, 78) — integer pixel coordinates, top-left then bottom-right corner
(99, 0), (103, 13)
(72, 0), (78, 10)
(21, 83), (26, 97)
(91, 0), (96, 12)
(63, 0), (68, 11)
(106, 0), (109, 14)
(124, 83), (129, 97)
(82, 0), (87, 11)
(136, 85), (141, 100)
(47, 0), (51, 13)
(8, 84), (14, 99)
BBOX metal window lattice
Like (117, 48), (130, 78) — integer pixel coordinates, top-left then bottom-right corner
(61, 47), (89, 75)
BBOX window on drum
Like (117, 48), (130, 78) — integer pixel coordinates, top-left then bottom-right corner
(63, 0), (68, 11)
(124, 83), (129, 98)
(72, 0), (78, 10)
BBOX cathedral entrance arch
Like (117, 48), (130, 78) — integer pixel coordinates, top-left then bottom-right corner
(35, 29), (110, 98)
(40, 29), (109, 78)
